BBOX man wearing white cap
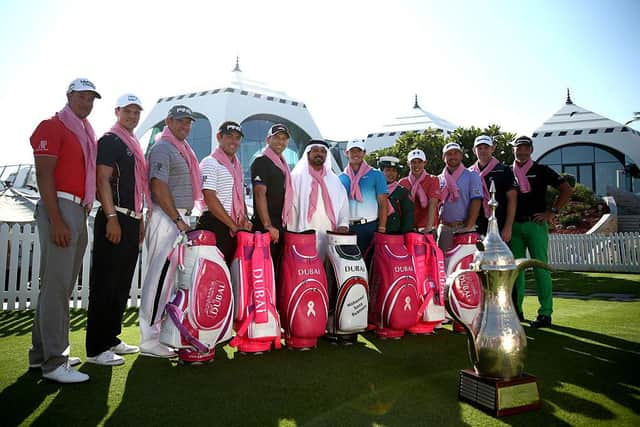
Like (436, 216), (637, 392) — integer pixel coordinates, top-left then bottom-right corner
(437, 142), (483, 251)
(85, 94), (148, 366)
(338, 139), (388, 255)
(379, 156), (414, 234)
(399, 149), (441, 233)
(290, 139), (350, 259)
(470, 135), (517, 240)
(28, 78), (101, 383)
(139, 104), (201, 358)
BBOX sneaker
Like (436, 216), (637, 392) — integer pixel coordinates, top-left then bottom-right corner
(140, 344), (176, 358)
(29, 356), (81, 369)
(111, 341), (140, 355)
(86, 350), (125, 366)
(42, 363), (90, 383)
(530, 315), (552, 328)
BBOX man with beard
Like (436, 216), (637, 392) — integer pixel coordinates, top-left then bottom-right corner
(290, 139), (349, 259)
(379, 156), (414, 234)
(399, 149), (440, 233)
(139, 105), (202, 358)
(339, 139), (388, 256)
(251, 123), (294, 267)
(437, 142), (483, 251)
(29, 78), (100, 383)
(510, 135), (572, 328)
(197, 121), (252, 263)
(86, 94), (148, 366)
(469, 135), (517, 240)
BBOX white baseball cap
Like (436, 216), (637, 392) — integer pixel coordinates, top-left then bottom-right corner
(473, 135), (493, 148)
(442, 142), (463, 154)
(346, 139), (366, 151)
(116, 93), (143, 109)
(407, 149), (426, 162)
(67, 78), (101, 98)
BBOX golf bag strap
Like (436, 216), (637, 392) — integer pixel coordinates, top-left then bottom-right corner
(416, 292), (431, 319)
(229, 306), (282, 350)
(165, 303), (209, 354)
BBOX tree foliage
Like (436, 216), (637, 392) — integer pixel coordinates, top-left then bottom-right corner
(365, 125), (516, 177)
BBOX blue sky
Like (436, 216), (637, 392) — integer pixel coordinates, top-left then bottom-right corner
(0, 0), (638, 164)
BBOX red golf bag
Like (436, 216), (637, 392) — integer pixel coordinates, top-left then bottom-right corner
(160, 230), (234, 363)
(405, 232), (447, 334)
(444, 231), (483, 333)
(278, 230), (329, 350)
(229, 231), (281, 353)
(324, 231), (369, 340)
(367, 232), (420, 339)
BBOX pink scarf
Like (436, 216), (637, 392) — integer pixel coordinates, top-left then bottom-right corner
(108, 123), (150, 214)
(386, 181), (400, 215)
(408, 171), (428, 208)
(263, 146), (293, 226)
(56, 105), (97, 206)
(212, 148), (245, 223)
(441, 164), (465, 202)
(513, 159), (534, 194)
(308, 165), (337, 229)
(471, 157), (500, 217)
(344, 161), (372, 202)
(156, 126), (203, 208)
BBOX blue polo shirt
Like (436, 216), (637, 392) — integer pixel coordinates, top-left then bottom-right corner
(439, 169), (483, 223)
(339, 167), (388, 221)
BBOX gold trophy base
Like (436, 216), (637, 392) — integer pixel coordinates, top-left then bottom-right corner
(458, 369), (541, 417)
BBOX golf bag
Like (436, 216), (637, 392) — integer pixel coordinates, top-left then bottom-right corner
(367, 232), (420, 338)
(160, 230), (234, 363)
(405, 232), (447, 334)
(229, 231), (281, 353)
(278, 230), (329, 349)
(324, 231), (369, 340)
(444, 231), (483, 333)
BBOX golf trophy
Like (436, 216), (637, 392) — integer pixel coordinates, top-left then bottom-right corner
(444, 182), (550, 417)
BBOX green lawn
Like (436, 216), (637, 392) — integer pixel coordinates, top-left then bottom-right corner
(1, 272), (639, 427)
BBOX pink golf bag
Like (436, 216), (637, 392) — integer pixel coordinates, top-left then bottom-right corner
(444, 232), (483, 333)
(367, 232), (420, 339)
(324, 231), (369, 341)
(160, 230), (234, 363)
(278, 230), (329, 350)
(229, 231), (281, 353)
(405, 232), (447, 334)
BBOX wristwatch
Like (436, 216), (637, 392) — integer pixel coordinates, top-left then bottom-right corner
(173, 215), (183, 224)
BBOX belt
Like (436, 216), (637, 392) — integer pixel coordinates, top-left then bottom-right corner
(177, 208), (193, 216)
(350, 217), (377, 225)
(56, 191), (83, 205)
(114, 206), (142, 220)
(516, 216), (534, 223)
(442, 221), (464, 227)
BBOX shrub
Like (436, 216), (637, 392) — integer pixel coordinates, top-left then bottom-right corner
(559, 213), (582, 227)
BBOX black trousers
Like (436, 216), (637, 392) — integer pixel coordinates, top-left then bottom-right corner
(195, 211), (237, 265)
(86, 210), (140, 357)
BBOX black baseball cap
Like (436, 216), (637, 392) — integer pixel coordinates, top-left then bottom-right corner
(267, 124), (290, 138)
(511, 135), (533, 147)
(167, 105), (195, 121)
(218, 120), (244, 136)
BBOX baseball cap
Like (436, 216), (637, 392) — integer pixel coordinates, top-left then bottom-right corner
(115, 93), (143, 109)
(267, 124), (290, 138)
(306, 138), (330, 149)
(511, 135), (533, 147)
(442, 142), (463, 154)
(67, 78), (101, 98)
(407, 149), (426, 162)
(473, 135), (493, 148)
(378, 156), (402, 169)
(218, 120), (244, 136)
(346, 139), (366, 151)
(167, 105), (195, 121)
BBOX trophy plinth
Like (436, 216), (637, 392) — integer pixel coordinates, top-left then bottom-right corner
(458, 369), (541, 417)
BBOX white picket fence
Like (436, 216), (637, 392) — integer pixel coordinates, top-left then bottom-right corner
(1, 222), (639, 311)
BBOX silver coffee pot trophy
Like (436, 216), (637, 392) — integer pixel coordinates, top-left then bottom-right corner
(444, 181), (551, 417)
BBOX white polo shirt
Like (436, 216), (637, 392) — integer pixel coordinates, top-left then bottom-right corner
(200, 155), (234, 216)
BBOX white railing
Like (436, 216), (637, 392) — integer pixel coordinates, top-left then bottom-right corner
(548, 232), (640, 273)
(2, 222), (639, 311)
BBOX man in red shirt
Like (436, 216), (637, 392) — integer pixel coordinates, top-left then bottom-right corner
(28, 78), (100, 383)
(399, 149), (441, 233)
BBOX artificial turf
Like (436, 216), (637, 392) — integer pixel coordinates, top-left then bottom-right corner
(1, 272), (639, 427)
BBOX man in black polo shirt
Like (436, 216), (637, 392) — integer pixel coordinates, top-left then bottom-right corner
(470, 135), (517, 240)
(86, 94), (148, 365)
(379, 156), (414, 234)
(251, 123), (294, 268)
(510, 135), (572, 328)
